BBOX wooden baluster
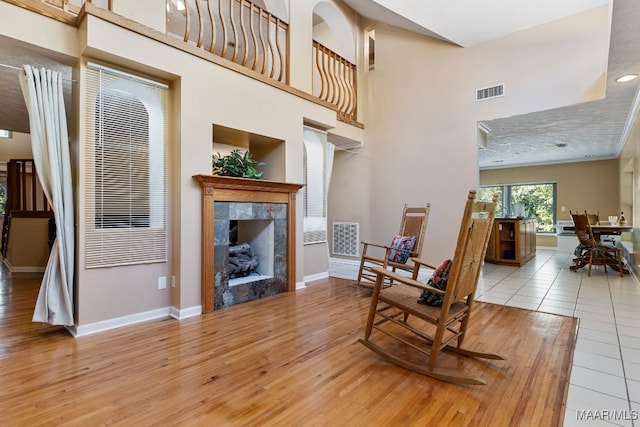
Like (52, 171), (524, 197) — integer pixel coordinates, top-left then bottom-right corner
(345, 62), (356, 118)
(207, 0), (216, 53)
(30, 160), (38, 211)
(267, 16), (275, 79)
(258, 10), (267, 74)
(329, 52), (338, 104)
(239, 0), (248, 66)
(219, 0), (228, 57)
(195, 0), (204, 48)
(336, 59), (347, 114)
(274, 18), (284, 82)
(183, 0), (191, 43)
(229, 0), (238, 62)
(315, 43), (326, 101)
(249, 3), (259, 71)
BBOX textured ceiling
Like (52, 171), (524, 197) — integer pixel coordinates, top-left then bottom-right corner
(0, 35), (75, 134)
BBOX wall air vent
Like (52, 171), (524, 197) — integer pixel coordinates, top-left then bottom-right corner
(332, 222), (359, 257)
(476, 84), (505, 102)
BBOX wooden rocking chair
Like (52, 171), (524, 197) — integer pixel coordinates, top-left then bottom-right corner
(356, 204), (430, 288)
(359, 190), (504, 385)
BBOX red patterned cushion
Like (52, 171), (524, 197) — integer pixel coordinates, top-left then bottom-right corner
(388, 235), (416, 264)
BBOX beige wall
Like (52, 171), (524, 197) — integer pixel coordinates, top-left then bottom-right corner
(75, 12), (337, 324)
(480, 159), (620, 247)
(0, 132), (33, 160)
(481, 160), (620, 221)
(5, 217), (49, 271)
(327, 6), (611, 265)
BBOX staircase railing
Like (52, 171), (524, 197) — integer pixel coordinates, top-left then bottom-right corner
(1, 160), (52, 257)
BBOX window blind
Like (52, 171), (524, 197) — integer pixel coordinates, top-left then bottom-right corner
(303, 126), (332, 244)
(84, 63), (168, 268)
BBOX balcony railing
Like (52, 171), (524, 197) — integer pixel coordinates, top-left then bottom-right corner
(166, 0), (288, 84)
(312, 41), (357, 123)
(7, 0), (360, 125)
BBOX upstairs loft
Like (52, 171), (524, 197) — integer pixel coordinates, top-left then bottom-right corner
(3, 0), (364, 136)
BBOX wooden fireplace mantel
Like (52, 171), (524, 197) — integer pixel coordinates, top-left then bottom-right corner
(194, 175), (303, 313)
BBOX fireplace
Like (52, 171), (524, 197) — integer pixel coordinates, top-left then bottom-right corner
(194, 175), (303, 313)
(213, 201), (287, 309)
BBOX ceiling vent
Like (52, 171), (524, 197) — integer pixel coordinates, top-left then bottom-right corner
(476, 84), (505, 102)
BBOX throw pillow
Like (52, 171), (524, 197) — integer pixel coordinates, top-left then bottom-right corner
(388, 235), (416, 264)
(417, 259), (452, 306)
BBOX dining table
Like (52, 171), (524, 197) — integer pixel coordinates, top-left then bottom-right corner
(563, 223), (633, 235)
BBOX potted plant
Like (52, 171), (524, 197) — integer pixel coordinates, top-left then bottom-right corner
(212, 149), (264, 179)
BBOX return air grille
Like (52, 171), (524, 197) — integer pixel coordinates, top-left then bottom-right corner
(476, 84), (505, 101)
(332, 222), (359, 257)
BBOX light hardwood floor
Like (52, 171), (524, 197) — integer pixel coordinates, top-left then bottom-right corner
(0, 264), (577, 426)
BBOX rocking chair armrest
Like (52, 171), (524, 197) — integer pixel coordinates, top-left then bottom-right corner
(410, 257), (437, 270)
(361, 241), (415, 254)
(371, 266), (433, 292)
(407, 257), (437, 279)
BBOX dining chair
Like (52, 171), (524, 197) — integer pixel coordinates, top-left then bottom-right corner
(569, 210), (624, 276)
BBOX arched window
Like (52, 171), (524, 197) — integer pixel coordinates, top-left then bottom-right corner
(84, 63), (168, 268)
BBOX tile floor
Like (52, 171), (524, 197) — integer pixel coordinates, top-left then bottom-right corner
(329, 248), (640, 427)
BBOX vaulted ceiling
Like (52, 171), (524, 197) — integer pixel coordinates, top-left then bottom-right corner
(342, 0), (640, 169)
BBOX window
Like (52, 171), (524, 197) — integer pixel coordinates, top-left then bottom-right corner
(84, 63), (168, 268)
(0, 182), (6, 216)
(479, 182), (556, 232)
(303, 126), (334, 244)
(0, 129), (12, 139)
(365, 28), (375, 71)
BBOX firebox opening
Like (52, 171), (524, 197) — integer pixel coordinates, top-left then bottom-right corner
(228, 219), (274, 286)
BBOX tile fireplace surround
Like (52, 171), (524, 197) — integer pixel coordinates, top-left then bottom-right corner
(194, 175), (303, 313)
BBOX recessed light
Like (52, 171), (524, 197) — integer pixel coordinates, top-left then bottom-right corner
(616, 74), (638, 83)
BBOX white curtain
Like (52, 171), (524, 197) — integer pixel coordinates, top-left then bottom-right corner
(19, 65), (74, 326)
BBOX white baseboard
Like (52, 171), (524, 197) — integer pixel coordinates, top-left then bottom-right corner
(170, 305), (202, 320)
(3, 258), (45, 273)
(303, 271), (328, 286)
(329, 257), (360, 266)
(69, 307), (172, 337)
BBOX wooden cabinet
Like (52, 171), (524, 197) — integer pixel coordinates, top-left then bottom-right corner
(485, 219), (536, 266)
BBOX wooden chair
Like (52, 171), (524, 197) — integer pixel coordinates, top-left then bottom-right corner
(569, 210), (624, 276)
(356, 204), (430, 288)
(359, 190), (504, 385)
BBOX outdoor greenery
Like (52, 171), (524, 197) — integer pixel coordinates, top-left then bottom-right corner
(0, 184), (5, 216)
(212, 149), (264, 179)
(479, 182), (556, 232)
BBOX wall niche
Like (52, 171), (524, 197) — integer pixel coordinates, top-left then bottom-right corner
(212, 123), (285, 182)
